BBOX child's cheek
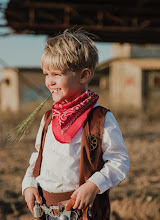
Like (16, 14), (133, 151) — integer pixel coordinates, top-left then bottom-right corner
(45, 81), (49, 89)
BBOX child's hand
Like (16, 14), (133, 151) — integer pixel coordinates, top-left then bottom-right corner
(24, 187), (42, 214)
(71, 181), (100, 210)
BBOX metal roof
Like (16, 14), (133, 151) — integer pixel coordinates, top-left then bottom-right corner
(1, 0), (160, 43)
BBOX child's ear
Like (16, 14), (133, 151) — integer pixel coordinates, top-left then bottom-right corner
(79, 68), (92, 84)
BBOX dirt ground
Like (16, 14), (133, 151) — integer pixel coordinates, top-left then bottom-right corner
(0, 107), (160, 220)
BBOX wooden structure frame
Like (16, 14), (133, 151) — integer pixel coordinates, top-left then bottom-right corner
(1, 0), (160, 43)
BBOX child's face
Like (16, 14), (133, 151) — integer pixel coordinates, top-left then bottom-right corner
(43, 68), (86, 103)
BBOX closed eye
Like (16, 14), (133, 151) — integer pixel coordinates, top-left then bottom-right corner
(54, 73), (61, 76)
(43, 72), (48, 76)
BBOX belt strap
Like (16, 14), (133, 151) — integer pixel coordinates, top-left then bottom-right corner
(42, 189), (74, 206)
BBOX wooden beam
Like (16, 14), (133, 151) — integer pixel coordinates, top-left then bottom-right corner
(6, 6), (160, 27)
(3, 26), (160, 43)
(36, 10), (60, 23)
(105, 12), (126, 25)
(137, 0), (150, 8)
(29, 8), (35, 25)
(97, 11), (104, 27)
(139, 20), (151, 29)
(5, 9), (25, 22)
(4, 0), (160, 43)
(64, 6), (70, 25)
(7, 22), (160, 32)
(11, 2), (160, 16)
(71, 9), (96, 25)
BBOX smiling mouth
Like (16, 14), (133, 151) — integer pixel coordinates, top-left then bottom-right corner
(51, 88), (60, 93)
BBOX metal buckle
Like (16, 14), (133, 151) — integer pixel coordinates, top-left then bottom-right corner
(40, 204), (57, 217)
(40, 204), (78, 219)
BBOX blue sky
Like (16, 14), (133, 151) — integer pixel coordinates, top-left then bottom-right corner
(0, 34), (112, 69)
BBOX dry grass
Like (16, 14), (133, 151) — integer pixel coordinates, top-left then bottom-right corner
(0, 108), (160, 220)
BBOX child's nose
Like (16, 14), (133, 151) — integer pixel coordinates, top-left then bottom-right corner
(48, 77), (56, 85)
(46, 78), (56, 89)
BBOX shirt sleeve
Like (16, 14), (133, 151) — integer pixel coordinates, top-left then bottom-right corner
(22, 115), (44, 194)
(88, 111), (130, 194)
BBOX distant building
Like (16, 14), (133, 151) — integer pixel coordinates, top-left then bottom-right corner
(95, 43), (160, 113)
(0, 67), (49, 112)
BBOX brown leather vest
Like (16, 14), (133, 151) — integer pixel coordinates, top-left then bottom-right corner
(33, 106), (110, 220)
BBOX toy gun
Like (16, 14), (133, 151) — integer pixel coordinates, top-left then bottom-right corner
(33, 201), (43, 219)
(33, 197), (92, 220)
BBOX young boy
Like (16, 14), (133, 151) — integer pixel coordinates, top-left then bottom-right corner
(22, 29), (129, 220)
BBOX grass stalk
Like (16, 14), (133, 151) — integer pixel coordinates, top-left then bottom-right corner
(8, 93), (52, 142)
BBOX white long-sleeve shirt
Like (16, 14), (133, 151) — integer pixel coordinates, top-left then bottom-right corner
(22, 105), (129, 194)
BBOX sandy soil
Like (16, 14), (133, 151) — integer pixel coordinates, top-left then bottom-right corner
(0, 109), (159, 220)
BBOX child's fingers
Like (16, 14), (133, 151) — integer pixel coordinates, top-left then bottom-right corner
(78, 198), (90, 210)
(71, 190), (78, 199)
(35, 191), (42, 204)
(65, 197), (76, 211)
(73, 196), (81, 210)
(25, 194), (35, 213)
(27, 199), (35, 214)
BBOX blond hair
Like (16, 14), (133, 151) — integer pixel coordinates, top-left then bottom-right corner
(41, 29), (99, 77)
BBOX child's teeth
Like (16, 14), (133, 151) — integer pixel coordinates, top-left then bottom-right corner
(52, 89), (60, 92)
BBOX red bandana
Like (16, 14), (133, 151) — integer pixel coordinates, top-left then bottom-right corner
(52, 90), (99, 143)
